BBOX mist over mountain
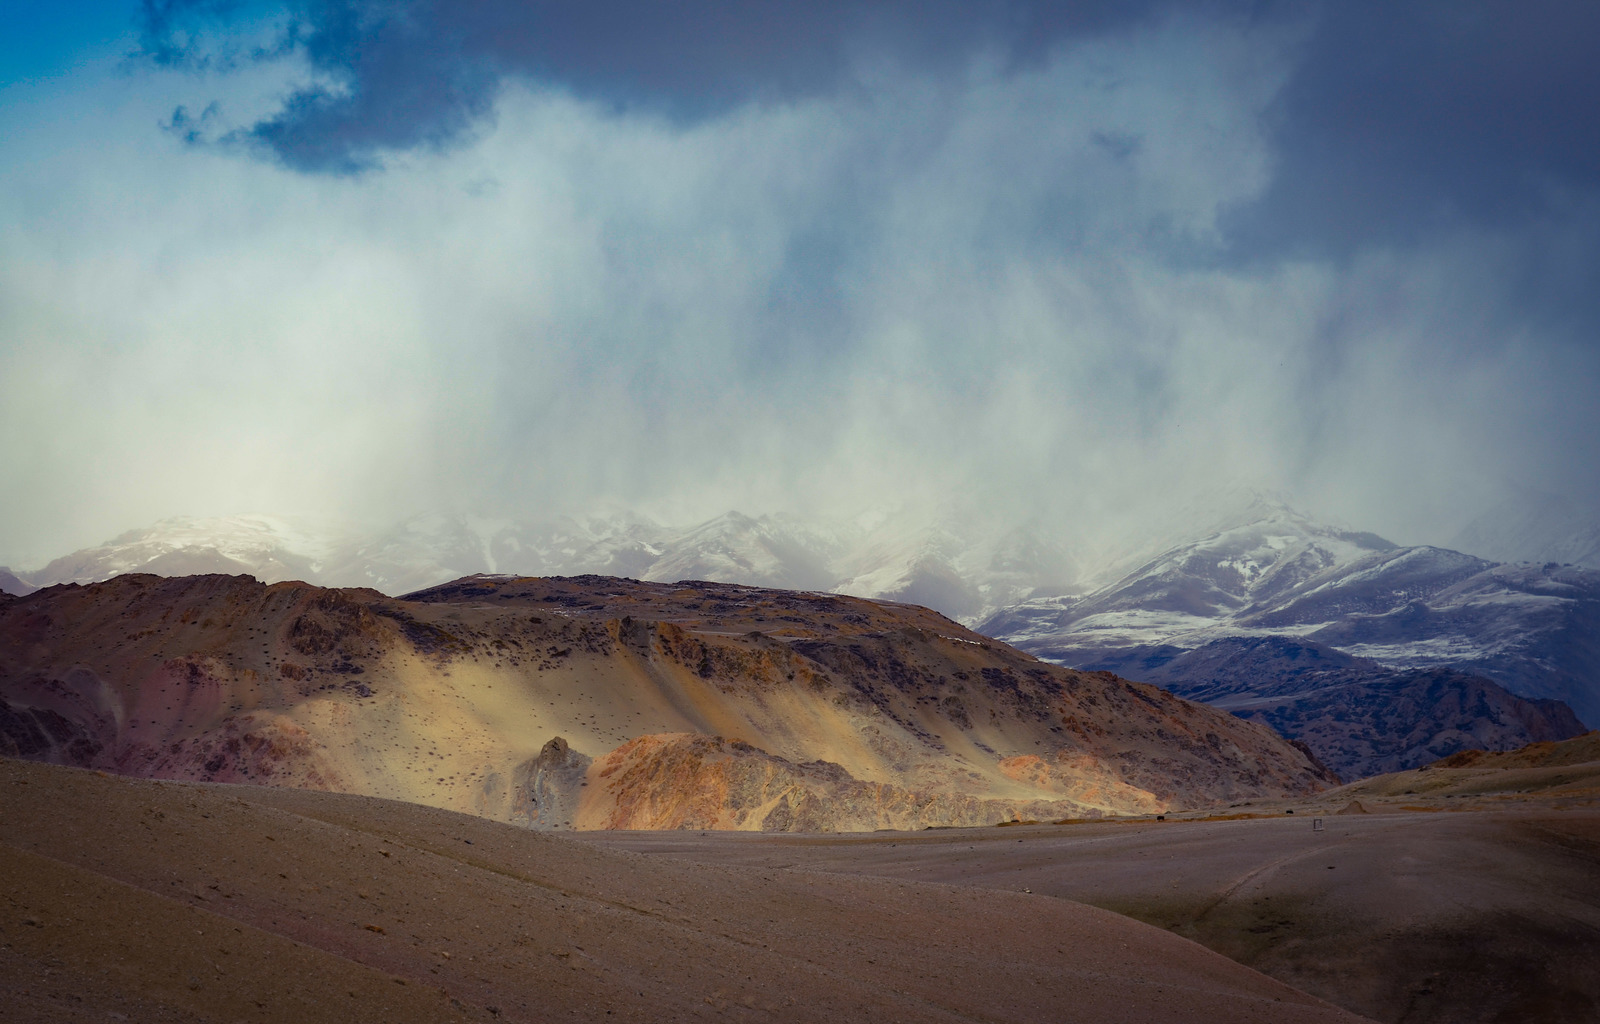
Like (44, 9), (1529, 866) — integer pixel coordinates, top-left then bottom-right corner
(976, 499), (1600, 771)
(1449, 494), (1600, 569)
(4, 11), (1597, 1014)
(2, 507), (1081, 627)
(0, 493), (1387, 608)
(0, 568), (34, 597)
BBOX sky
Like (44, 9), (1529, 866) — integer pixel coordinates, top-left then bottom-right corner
(2, 0), (1598, 568)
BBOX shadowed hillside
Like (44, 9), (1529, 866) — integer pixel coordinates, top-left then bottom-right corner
(1084, 636), (1585, 779)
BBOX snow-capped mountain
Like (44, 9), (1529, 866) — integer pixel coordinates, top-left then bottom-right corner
(11, 497), (1597, 730)
(2, 508), (1076, 625)
(981, 499), (1399, 648)
(977, 501), (1600, 727)
(830, 518), (1078, 623)
(14, 515), (351, 591)
(633, 512), (845, 592)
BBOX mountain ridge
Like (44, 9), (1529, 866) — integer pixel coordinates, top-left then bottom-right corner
(1, 510), (1078, 626)
(0, 571), (1336, 830)
(978, 507), (1600, 728)
(1081, 635), (1586, 778)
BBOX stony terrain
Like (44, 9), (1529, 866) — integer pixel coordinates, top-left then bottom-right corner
(5, 732), (1595, 1024)
(0, 572), (1334, 831)
(1333, 730), (1600, 803)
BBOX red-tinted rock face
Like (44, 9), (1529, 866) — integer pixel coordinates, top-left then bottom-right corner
(0, 573), (1337, 829)
(580, 733), (1115, 831)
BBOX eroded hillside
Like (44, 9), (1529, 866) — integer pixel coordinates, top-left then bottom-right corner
(0, 573), (1336, 830)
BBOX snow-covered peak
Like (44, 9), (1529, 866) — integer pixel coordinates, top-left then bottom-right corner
(29, 514), (353, 586)
(639, 511), (845, 591)
(1078, 499), (1396, 618)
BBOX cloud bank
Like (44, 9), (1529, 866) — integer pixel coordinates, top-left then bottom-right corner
(1, 1), (1597, 567)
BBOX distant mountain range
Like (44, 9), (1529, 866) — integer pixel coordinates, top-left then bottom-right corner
(4, 496), (1596, 777)
(0, 509), (1078, 625)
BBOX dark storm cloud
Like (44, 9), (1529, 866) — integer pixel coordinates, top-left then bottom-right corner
(137, 0), (1185, 172)
(1226, 0), (1600, 258)
(139, 0), (1600, 271)
(1221, 0), (1600, 476)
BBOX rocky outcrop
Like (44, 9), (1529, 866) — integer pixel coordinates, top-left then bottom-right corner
(0, 698), (103, 765)
(122, 712), (349, 791)
(510, 736), (592, 829)
(580, 733), (1090, 831)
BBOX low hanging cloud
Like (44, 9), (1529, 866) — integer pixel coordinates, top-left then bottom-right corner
(0, 1), (1596, 568)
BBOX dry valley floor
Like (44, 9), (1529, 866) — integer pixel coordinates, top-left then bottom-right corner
(1, 757), (1365, 1024)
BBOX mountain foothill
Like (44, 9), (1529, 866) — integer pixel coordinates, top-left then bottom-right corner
(0, 572), (1342, 831)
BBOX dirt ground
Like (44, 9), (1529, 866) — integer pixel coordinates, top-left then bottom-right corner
(1, 757), (1365, 1024)
(586, 805), (1600, 1024)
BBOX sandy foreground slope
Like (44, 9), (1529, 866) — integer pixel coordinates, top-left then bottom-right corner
(0, 757), (1368, 1024)
(590, 798), (1600, 1024)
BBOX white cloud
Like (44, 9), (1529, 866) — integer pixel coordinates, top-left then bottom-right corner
(1, 12), (1594, 568)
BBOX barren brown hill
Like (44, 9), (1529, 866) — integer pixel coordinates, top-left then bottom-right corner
(1326, 730), (1600, 804)
(0, 573), (1334, 830)
(1429, 730), (1600, 770)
